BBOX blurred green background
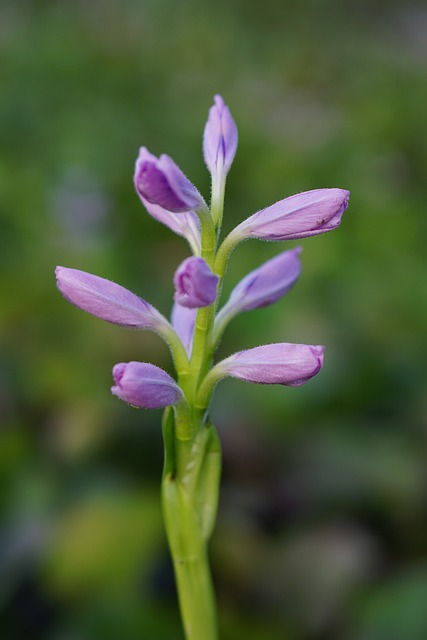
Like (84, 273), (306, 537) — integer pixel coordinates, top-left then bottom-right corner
(1, 0), (427, 638)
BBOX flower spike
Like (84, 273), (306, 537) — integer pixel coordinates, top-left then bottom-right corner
(112, 362), (183, 409)
(56, 94), (350, 640)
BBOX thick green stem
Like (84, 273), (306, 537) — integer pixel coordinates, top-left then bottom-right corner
(162, 414), (221, 640)
(172, 544), (218, 640)
(162, 471), (218, 640)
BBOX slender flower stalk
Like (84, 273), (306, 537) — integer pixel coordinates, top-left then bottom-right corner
(55, 95), (349, 640)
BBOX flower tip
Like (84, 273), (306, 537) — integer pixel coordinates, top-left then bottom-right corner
(344, 192), (350, 210)
(213, 94), (225, 109)
(112, 362), (126, 385)
(111, 361), (183, 409)
(204, 94), (238, 176)
(286, 344), (325, 387)
(340, 189), (350, 209)
(312, 345), (325, 364)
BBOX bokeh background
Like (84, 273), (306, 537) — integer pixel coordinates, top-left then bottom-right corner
(1, 1), (427, 638)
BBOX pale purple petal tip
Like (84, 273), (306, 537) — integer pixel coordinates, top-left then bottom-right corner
(203, 94), (238, 176)
(220, 343), (324, 386)
(134, 147), (205, 213)
(137, 194), (201, 253)
(234, 188), (350, 242)
(225, 247), (302, 314)
(173, 257), (219, 308)
(171, 303), (196, 357)
(111, 361), (183, 409)
(55, 266), (161, 329)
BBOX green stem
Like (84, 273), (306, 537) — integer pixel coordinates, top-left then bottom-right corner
(186, 207), (217, 400)
(195, 365), (224, 415)
(162, 474), (218, 640)
(160, 195), (226, 640)
(162, 417), (220, 640)
(172, 543), (218, 640)
(214, 229), (240, 280)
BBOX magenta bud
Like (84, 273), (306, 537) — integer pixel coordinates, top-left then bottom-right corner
(203, 95), (238, 176)
(232, 188), (350, 242)
(111, 362), (183, 409)
(173, 257), (219, 308)
(134, 146), (205, 213)
(55, 266), (165, 329)
(218, 343), (324, 386)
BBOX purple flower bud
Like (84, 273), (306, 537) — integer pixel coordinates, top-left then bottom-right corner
(203, 95), (238, 176)
(173, 257), (219, 308)
(56, 266), (165, 329)
(218, 343), (324, 386)
(171, 303), (196, 357)
(223, 247), (302, 315)
(134, 147), (205, 213)
(232, 189), (350, 242)
(111, 362), (183, 409)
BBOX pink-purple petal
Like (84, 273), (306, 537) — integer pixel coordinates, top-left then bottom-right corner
(233, 188), (349, 241)
(173, 257), (219, 308)
(134, 147), (205, 213)
(55, 266), (163, 329)
(225, 247), (302, 313)
(203, 95), (238, 176)
(111, 362), (183, 409)
(138, 195), (201, 254)
(219, 343), (324, 386)
(171, 303), (196, 357)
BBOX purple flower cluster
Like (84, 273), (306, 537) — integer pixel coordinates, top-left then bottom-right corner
(56, 95), (349, 411)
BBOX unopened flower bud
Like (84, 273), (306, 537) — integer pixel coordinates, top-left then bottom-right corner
(134, 147), (205, 213)
(215, 343), (324, 387)
(111, 362), (183, 409)
(174, 257), (219, 308)
(55, 266), (166, 329)
(203, 95), (238, 177)
(230, 188), (349, 243)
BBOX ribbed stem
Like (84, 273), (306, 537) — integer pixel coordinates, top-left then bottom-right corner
(162, 417), (221, 640)
(172, 544), (218, 640)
